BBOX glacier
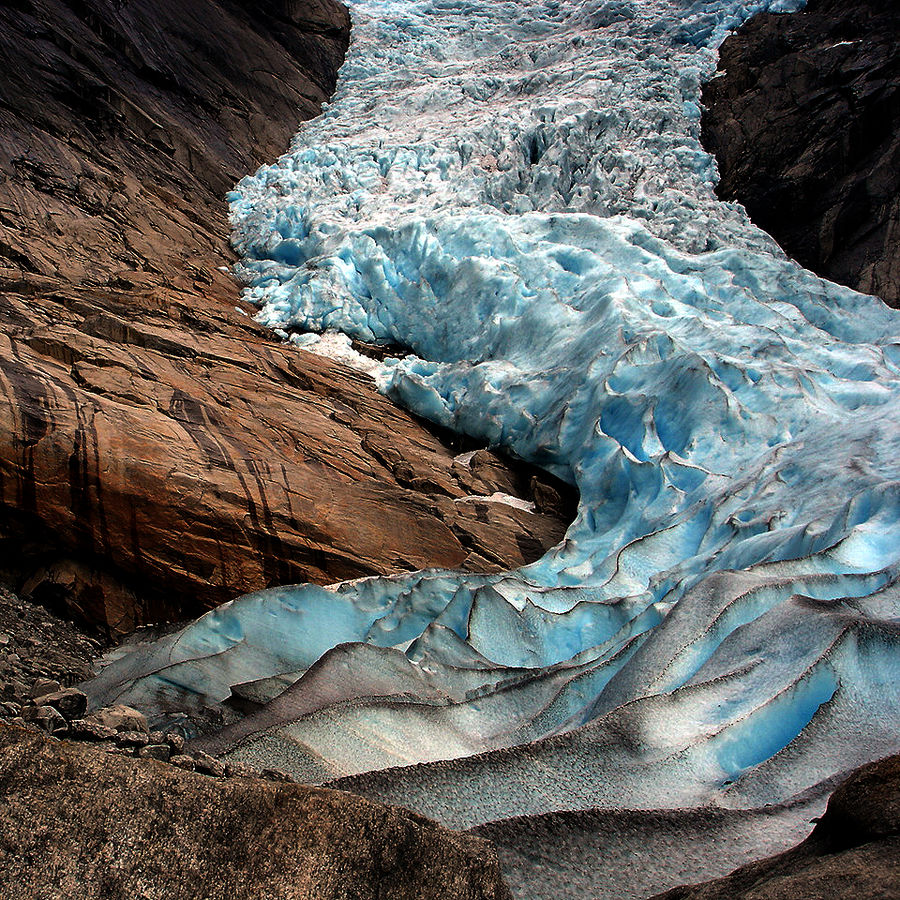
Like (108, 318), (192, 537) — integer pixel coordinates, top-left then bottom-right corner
(84, 0), (900, 891)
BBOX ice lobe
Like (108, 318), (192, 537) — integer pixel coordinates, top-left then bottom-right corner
(85, 0), (900, 833)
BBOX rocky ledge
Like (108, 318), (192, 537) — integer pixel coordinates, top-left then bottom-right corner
(0, 0), (573, 635)
(701, 0), (899, 306)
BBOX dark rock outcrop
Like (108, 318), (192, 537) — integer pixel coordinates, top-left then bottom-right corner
(701, 0), (900, 306)
(652, 753), (900, 900)
(0, 0), (573, 634)
(0, 721), (512, 900)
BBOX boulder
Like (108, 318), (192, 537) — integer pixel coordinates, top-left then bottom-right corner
(38, 687), (88, 720)
(170, 754), (196, 771)
(29, 678), (61, 700)
(4, 721), (515, 899)
(22, 703), (68, 736)
(139, 743), (172, 762)
(68, 719), (117, 742)
(164, 732), (186, 753)
(193, 750), (226, 778)
(114, 729), (150, 749)
(90, 704), (149, 734)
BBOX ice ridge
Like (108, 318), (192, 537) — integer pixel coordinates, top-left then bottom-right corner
(85, 0), (900, 830)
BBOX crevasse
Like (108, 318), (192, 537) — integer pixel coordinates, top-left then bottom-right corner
(85, 0), (900, 828)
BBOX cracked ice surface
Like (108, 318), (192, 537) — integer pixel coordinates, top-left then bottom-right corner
(86, 0), (900, 833)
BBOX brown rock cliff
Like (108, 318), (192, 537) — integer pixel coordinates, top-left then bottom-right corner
(0, 0), (573, 634)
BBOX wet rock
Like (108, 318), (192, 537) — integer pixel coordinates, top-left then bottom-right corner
(169, 754), (196, 771)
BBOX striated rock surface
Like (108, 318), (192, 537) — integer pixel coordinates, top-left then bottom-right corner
(0, 721), (511, 900)
(652, 753), (900, 900)
(701, 0), (900, 306)
(0, 0), (573, 634)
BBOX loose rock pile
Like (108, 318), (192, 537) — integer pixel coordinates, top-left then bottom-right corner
(3, 680), (296, 783)
(0, 584), (291, 783)
(2, 685), (298, 784)
(0, 583), (104, 710)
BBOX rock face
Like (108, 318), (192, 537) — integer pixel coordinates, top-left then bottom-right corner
(0, 0), (573, 634)
(0, 722), (511, 900)
(701, 0), (900, 306)
(652, 753), (900, 900)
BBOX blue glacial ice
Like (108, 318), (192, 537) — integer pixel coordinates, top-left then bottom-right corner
(85, 0), (900, 830)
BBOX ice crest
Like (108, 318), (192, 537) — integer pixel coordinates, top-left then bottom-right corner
(86, 0), (900, 834)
